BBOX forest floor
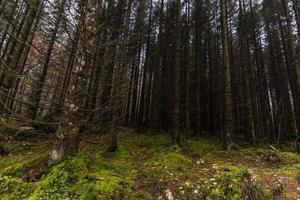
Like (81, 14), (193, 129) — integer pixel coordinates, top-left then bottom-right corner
(0, 127), (299, 200)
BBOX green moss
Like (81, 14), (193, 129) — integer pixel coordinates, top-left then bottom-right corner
(122, 133), (171, 154)
(0, 176), (33, 199)
(243, 147), (266, 156)
(29, 163), (72, 200)
(110, 147), (134, 161)
(29, 156), (93, 199)
(76, 187), (98, 200)
(0, 152), (47, 176)
(274, 163), (300, 177)
(67, 156), (89, 176)
(278, 151), (300, 161)
(140, 150), (193, 194)
(71, 170), (129, 199)
(204, 168), (267, 200)
(147, 152), (193, 172)
(184, 137), (221, 154)
(93, 170), (125, 198)
(28, 153), (138, 200)
(0, 132), (299, 199)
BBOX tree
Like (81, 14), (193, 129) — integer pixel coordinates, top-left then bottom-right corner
(220, 0), (234, 148)
(0, 0), (41, 115)
(28, 0), (67, 120)
(1, 0), (300, 158)
(172, 0), (181, 144)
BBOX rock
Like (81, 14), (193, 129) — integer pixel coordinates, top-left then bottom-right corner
(48, 144), (64, 166)
(185, 181), (191, 187)
(165, 189), (174, 200)
(196, 159), (205, 165)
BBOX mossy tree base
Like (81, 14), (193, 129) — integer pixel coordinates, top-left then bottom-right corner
(49, 126), (79, 166)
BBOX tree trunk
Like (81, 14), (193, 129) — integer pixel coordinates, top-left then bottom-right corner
(172, 0), (181, 144)
(281, 0), (300, 136)
(220, 0), (234, 148)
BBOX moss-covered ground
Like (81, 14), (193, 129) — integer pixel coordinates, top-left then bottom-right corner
(0, 129), (299, 199)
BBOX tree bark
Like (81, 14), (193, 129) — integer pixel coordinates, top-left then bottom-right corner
(172, 0), (181, 144)
(281, 0), (300, 135)
(220, 0), (234, 148)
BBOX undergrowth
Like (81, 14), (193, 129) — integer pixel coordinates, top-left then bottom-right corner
(0, 131), (299, 199)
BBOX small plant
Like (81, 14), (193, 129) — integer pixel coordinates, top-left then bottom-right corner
(193, 186), (209, 200)
(271, 181), (284, 200)
(219, 177), (234, 200)
(239, 170), (266, 200)
(141, 170), (165, 194)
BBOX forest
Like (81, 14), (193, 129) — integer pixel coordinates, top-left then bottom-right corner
(0, 0), (300, 199)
